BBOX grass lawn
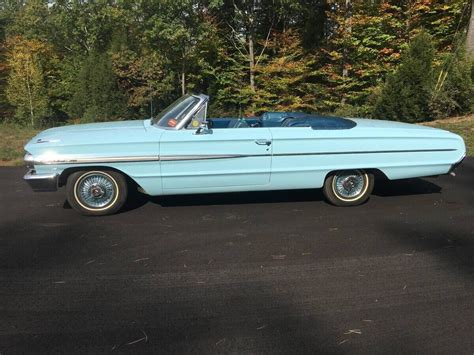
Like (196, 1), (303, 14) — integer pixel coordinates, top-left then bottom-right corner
(422, 115), (474, 156)
(0, 124), (39, 166)
(0, 115), (472, 166)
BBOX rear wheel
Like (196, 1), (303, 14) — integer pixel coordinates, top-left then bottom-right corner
(66, 170), (128, 216)
(323, 169), (374, 206)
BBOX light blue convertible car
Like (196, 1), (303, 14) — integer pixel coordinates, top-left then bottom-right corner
(24, 94), (466, 215)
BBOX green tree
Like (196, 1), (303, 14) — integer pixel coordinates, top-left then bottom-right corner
(208, 46), (253, 116)
(1, 0), (472, 123)
(314, 0), (410, 112)
(430, 49), (474, 118)
(48, 0), (124, 54)
(5, 0), (51, 41)
(69, 51), (126, 122)
(373, 32), (435, 122)
(213, 0), (284, 93)
(467, 0), (474, 55)
(112, 49), (175, 118)
(253, 30), (316, 113)
(5, 36), (53, 127)
(143, 0), (215, 96)
(411, 0), (471, 51)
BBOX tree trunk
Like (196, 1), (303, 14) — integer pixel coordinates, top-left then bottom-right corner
(248, 33), (256, 91)
(247, 0), (256, 92)
(25, 58), (34, 127)
(467, 0), (474, 55)
(181, 70), (186, 96)
(26, 78), (34, 127)
(342, 0), (352, 78)
(341, 0), (352, 104)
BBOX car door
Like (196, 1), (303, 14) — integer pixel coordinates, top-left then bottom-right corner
(159, 126), (273, 193)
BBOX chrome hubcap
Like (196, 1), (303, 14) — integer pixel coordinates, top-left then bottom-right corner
(77, 173), (116, 209)
(334, 171), (365, 199)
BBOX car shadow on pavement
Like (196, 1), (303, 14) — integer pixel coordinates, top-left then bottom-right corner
(372, 178), (441, 197)
(121, 188), (326, 211)
(120, 178), (441, 212)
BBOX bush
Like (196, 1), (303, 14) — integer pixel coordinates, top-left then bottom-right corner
(373, 32), (435, 122)
(333, 104), (374, 118)
(429, 50), (474, 119)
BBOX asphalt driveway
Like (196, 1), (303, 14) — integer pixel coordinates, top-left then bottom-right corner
(0, 161), (473, 353)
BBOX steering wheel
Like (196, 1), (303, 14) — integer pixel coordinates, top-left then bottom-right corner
(235, 119), (249, 128)
(280, 116), (296, 127)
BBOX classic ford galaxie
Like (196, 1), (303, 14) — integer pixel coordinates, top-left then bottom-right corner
(24, 94), (466, 215)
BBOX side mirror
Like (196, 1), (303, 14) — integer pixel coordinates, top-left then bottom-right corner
(194, 121), (212, 135)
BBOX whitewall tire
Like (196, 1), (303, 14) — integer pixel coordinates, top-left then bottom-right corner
(323, 169), (374, 206)
(66, 170), (128, 216)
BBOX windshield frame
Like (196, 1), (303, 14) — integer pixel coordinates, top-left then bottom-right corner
(152, 94), (209, 130)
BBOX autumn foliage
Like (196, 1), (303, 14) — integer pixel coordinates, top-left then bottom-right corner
(0, 0), (472, 126)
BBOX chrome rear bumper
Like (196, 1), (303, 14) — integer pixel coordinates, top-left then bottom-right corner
(448, 154), (466, 176)
(23, 170), (59, 192)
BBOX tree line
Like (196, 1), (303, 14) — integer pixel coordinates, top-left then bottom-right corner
(0, 0), (473, 127)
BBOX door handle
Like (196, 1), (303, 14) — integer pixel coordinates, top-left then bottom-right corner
(255, 139), (272, 146)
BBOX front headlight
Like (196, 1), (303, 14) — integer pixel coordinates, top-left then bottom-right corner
(24, 152), (35, 169)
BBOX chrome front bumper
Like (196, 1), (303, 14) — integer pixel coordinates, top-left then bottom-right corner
(23, 170), (59, 192)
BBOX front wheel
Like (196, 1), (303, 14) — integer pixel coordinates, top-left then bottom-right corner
(323, 169), (374, 206)
(66, 170), (128, 216)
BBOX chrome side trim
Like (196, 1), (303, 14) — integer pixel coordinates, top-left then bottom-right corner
(272, 148), (457, 157)
(35, 155), (160, 165)
(32, 148), (457, 165)
(160, 148), (456, 161)
(160, 154), (246, 161)
(33, 154), (246, 165)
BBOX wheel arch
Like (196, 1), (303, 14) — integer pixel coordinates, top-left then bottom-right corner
(58, 166), (142, 190)
(365, 168), (388, 181)
(324, 168), (388, 181)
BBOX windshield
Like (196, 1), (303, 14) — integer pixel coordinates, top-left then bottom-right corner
(153, 95), (200, 127)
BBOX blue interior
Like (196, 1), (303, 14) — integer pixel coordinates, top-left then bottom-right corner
(208, 112), (356, 130)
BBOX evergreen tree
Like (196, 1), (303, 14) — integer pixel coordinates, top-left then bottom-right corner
(0, 0), (472, 123)
(430, 49), (474, 118)
(373, 32), (435, 122)
(69, 51), (126, 122)
(209, 50), (252, 116)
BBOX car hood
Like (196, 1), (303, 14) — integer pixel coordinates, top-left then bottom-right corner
(34, 120), (147, 140)
(25, 119), (156, 150)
